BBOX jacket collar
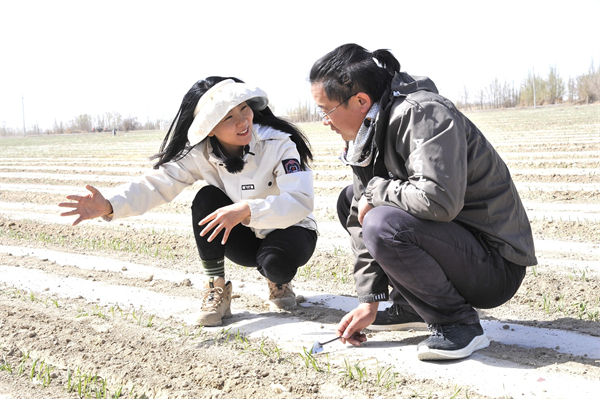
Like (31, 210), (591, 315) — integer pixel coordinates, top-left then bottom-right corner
(206, 127), (258, 164)
(390, 72), (439, 97)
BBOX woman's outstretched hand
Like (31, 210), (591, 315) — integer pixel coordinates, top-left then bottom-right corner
(199, 202), (251, 245)
(58, 185), (112, 226)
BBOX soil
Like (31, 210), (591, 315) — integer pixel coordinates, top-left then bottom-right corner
(1, 106), (599, 399)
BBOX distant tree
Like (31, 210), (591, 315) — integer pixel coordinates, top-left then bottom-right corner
(575, 59), (600, 103)
(483, 78), (514, 109)
(95, 114), (107, 131)
(457, 85), (470, 110)
(143, 119), (161, 130)
(0, 121), (15, 136)
(475, 88), (485, 110)
(69, 114), (93, 132)
(547, 65), (565, 104)
(52, 119), (64, 134)
(486, 79), (500, 109)
(121, 116), (140, 131)
(105, 111), (122, 130)
(520, 70), (546, 106)
(286, 101), (319, 123)
(567, 77), (576, 103)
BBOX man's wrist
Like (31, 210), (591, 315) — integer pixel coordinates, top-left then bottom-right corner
(105, 200), (114, 217)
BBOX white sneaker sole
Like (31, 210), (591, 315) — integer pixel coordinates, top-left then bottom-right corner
(417, 334), (490, 361)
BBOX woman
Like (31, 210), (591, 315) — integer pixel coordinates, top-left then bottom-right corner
(59, 76), (318, 326)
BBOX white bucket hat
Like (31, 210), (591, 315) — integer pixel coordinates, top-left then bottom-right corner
(187, 79), (269, 146)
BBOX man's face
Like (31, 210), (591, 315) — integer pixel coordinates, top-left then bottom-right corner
(311, 82), (365, 142)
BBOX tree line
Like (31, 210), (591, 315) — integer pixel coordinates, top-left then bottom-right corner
(2, 62), (598, 137)
(286, 61), (600, 121)
(0, 111), (162, 137)
(452, 61), (598, 111)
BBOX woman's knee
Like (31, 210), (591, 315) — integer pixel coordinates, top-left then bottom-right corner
(257, 245), (307, 283)
(191, 186), (231, 215)
(259, 253), (298, 283)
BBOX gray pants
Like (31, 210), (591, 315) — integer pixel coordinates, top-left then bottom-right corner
(338, 185), (525, 325)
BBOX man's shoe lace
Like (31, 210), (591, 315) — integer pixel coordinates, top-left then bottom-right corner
(387, 303), (402, 316)
(427, 323), (462, 339)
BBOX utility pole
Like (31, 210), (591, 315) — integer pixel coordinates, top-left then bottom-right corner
(21, 95), (26, 137)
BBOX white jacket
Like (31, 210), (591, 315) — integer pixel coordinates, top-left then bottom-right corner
(106, 124), (317, 238)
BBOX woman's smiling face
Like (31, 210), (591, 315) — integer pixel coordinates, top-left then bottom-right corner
(209, 102), (254, 157)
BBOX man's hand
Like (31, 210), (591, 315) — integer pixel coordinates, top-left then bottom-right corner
(357, 195), (373, 225)
(199, 202), (251, 245)
(336, 302), (379, 346)
(58, 185), (112, 226)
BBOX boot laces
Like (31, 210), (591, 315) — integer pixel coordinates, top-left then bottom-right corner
(268, 281), (292, 299)
(200, 287), (224, 311)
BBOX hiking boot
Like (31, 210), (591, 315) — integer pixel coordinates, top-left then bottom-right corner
(194, 277), (232, 327)
(369, 303), (427, 331)
(267, 280), (296, 310)
(417, 322), (490, 361)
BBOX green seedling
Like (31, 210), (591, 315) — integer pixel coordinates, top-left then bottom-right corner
(131, 308), (139, 324)
(66, 367), (72, 391)
(574, 301), (587, 319)
(332, 245), (346, 256)
(42, 364), (54, 387)
(340, 358), (355, 383)
(542, 293), (551, 314)
(375, 360), (397, 389)
(29, 358), (40, 380)
(1, 356), (13, 373)
(299, 347), (322, 372)
(17, 351), (30, 376)
(259, 339), (270, 356)
(112, 384), (123, 398)
(449, 386), (463, 399)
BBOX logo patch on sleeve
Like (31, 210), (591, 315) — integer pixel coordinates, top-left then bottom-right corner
(282, 158), (301, 174)
(241, 184), (255, 190)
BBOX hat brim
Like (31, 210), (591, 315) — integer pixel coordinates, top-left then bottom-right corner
(188, 80), (269, 146)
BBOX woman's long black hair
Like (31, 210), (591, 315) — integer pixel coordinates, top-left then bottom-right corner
(152, 76), (312, 170)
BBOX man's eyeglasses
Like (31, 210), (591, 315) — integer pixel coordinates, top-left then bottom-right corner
(318, 93), (358, 121)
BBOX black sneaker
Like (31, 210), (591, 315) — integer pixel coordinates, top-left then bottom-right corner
(417, 322), (490, 361)
(369, 303), (427, 331)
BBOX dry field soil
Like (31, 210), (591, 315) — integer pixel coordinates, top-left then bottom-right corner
(1, 103), (599, 399)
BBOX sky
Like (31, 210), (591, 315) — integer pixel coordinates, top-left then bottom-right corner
(1, 0), (599, 130)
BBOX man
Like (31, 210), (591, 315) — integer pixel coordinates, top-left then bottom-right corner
(310, 44), (537, 361)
